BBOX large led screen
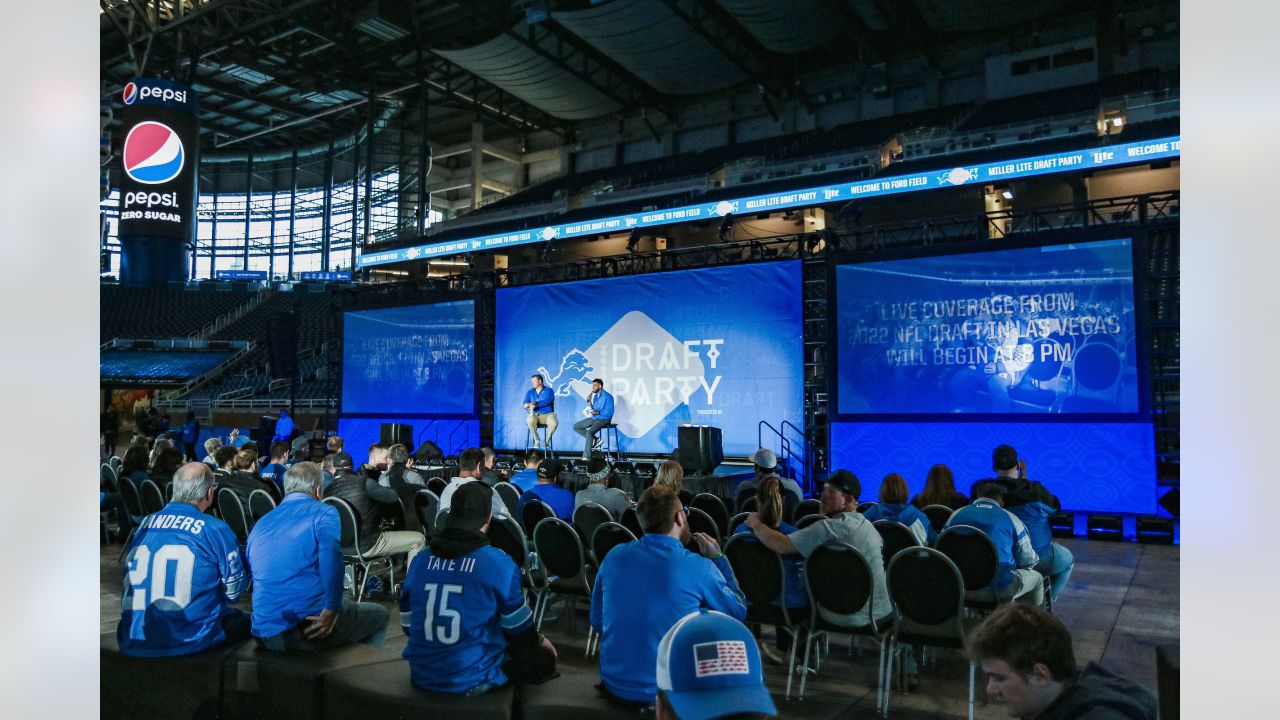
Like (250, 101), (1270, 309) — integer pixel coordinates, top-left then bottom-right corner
(835, 239), (1140, 416)
(341, 300), (475, 415)
(495, 262), (804, 456)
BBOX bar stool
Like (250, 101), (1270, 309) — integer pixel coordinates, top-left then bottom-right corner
(598, 423), (622, 460)
(525, 425), (555, 458)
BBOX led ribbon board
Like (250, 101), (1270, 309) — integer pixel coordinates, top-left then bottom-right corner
(359, 135), (1181, 268)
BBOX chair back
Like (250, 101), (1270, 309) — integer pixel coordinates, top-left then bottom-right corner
(691, 493), (729, 538)
(796, 513), (822, 530)
(248, 489), (276, 525)
(435, 506), (450, 532)
(590, 521), (635, 567)
(494, 481), (521, 517)
(619, 505), (644, 537)
(533, 517), (588, 583)
(734, 488), (755, 514)
(677, 489), (694, 506)
(321, 496), (362, 557)
(723, 535), (796, 626)
(139, 479), (166, 515)
(118, 477), (145, 519)
(793, 498), (822, 523)
(857, 501), (878, 514)
(886, 547), (966, 644)
(874, 520), (920, 567)
(109, 456), (123, 474)
(935, 525), (1000, 592)
(806, 542), (876, 623)
(101, 463), (117, 490)
(521, 498), (555, 537)
(414, 489), (441, 537)
(426, 476), (448, 497)
(572, 502), (612, 549)
(488, 514), (530, 571)
(740, 496), (759, 513)
(217, 488), (250, 543)
(921, 504), (955, 534)
(686, 506), (721, 542)
(727, 512), (749, 536)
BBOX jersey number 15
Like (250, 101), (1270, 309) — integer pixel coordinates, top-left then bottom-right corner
(421, 583), (464, 645)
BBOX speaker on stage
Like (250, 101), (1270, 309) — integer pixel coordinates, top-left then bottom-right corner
(380, 423), (413, 448)
(677, 425), (723, 475)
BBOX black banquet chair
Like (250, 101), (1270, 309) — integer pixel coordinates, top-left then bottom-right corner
(793, 498), (822, 523)
(800, 543), (892, 707)
(590, 521), (635, 569)
(572, 502), (613, 561)
(619, 505), (644, 538)
(921, 504), (955, 535)
(723, 535), (808, 698)
(247, 489), (276, 527)
(216, 488), (250, 546)
(139, 479), (166, 516)
(873, 520), (920, 568)
(935, 524), (1005, 612)
(322, 497), (395, 603)
(691, 493), (730, 539)
(532, 517), (597, 655)
(686, 506), (722, 543)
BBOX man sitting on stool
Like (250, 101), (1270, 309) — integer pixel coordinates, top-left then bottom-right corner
(523, 373), (557, 450)
(573, 378), (614, 460)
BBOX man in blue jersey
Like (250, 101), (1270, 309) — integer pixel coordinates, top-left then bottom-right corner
(590, 484), (747, 708)
(118, 462), (249, 657)
(990, 444), (1073, 603)
(247, 462), (389, 651)
(573, 378), (615, 460)
(516, 458), (574, 521)
(401, 482), (558, 694)
(259, 441), (291, 494)
(945, 482), (1045, 606)
(508, 450), (542, 493)
(523, 373), (557, 450)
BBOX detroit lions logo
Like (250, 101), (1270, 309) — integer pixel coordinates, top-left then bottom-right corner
(538, 349), (595, 398)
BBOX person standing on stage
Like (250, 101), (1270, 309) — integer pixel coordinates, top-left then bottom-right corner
(573, 378), (615, 460)
(523, 373), (558, 450)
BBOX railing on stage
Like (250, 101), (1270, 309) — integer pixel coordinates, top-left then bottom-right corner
(758, 419), (811, 494)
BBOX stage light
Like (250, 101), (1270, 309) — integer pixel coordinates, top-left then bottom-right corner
(1050, 511), (1075, 538)
(1136, 516), (1175, 544)
(1002, 189), (1014, 200)
(1086, 514), (1124, 541)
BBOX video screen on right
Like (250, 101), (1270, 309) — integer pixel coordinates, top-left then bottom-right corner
(835, 238), (1140, 416)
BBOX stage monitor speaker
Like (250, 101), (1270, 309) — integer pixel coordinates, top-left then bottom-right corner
(380, 423), (413, 448)
(677, 425), (723, 475)
(256, 415), (278, 443)
(1157, 487), (1180, 517)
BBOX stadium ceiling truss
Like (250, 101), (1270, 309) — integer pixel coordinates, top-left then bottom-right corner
(99, 0), (1095, 156)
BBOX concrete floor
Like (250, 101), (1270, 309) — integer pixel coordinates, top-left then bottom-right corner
(100, 536), (1178, 719)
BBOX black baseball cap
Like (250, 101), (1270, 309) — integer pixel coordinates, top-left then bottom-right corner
(537, 458), (562, 480)
(993, 444), (1019, 471)
(823, 469), (861, 500)
(449, 482), (494, 531)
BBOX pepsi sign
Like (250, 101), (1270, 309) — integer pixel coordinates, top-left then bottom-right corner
(117, 78), (199, 246)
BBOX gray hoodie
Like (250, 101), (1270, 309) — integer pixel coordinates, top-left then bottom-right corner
(1034, 663), (1158, 720)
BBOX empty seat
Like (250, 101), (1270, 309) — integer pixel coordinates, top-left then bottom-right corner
(323, 659), (516, 720)
(222, 637), (406, 719)
(519, 668), (618, 720)
(100, 630), (245, 720)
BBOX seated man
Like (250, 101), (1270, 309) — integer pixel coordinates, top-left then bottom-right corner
(480, 447), (504, 487)
(968, 603), (1157, 719)
(990, 444), (1073, 603)
(572, 378), (614, 460)
(736, 450), (803, 516)
(440, 447), (510, 520)
(401, 482), (558, 694)
(222, 447), (279, 504)
(212, 445), (237, 483)
(590, 485), (747, 707)
(745, 470), (894, 629)
(247, 462), (389, 651)
(655, 610), (777, 720)
(324, 452), (426, 568)
(507, 450), (542, 494)
(118, 462), (249, 656)
(945, 482), (1045, 606)
(517, 459), (574, 521)
(360, 443), (390, 485)
(259, 441), (291, 494)
(574, 457), (632, 519)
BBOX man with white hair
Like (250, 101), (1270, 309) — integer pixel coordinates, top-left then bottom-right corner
(201, 437), (222, 468)
(247, 462), (389, 651)
(118, 462), (249, 656)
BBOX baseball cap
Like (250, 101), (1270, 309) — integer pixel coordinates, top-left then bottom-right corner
(537, 458), (562, 480)
(449, 482), (494, 531)
(656, 610), (777, 720)
(823, 469), (861, 499)
(993, 444), (1019, 471)
(749, 448), (777, 470)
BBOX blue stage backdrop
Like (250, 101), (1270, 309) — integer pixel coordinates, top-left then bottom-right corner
(829, 421), (1156, 514)
(336, 417), (481, 461)
(836, 238), (1140, 416)
(341, 300), (475, 416)
(495, 261), (804, 456)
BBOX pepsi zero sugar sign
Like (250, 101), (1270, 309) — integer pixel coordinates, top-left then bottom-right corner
(495, 261), (804, 456)
(117, 78), (199, 242)
(835, 239), (1140, 416)
(341, 300), (476, 416)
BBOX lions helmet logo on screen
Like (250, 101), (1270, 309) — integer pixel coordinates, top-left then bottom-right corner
(123, 121), (185, 185)
(122, 82), (138, 105)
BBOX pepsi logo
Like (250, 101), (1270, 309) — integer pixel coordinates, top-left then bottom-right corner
(122, 82), (137, 105)
(123, 121), (185, 185)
